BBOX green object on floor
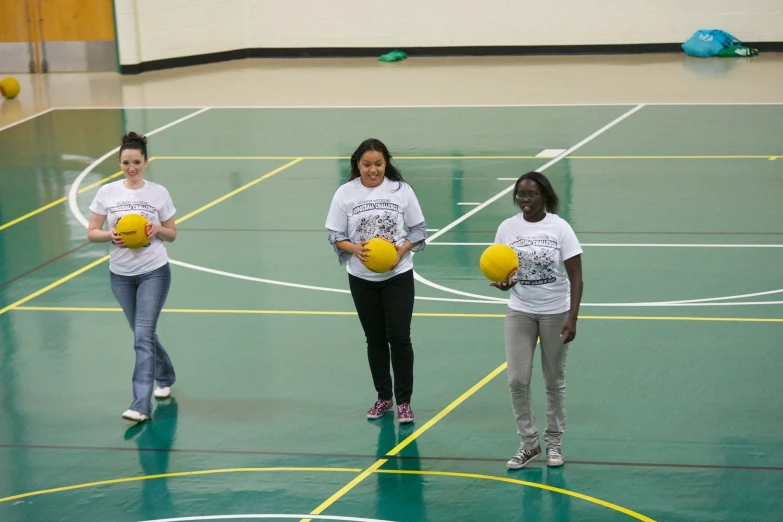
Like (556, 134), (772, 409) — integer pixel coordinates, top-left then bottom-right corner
(718, 45), (759, 57)
(379, 49), (407, 62)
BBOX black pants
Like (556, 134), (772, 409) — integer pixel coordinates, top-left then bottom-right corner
(348, 269), (415, 404)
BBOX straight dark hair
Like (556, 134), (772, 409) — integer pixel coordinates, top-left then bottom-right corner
(348, 138), (406, 189)
(513, 171), (559, 214)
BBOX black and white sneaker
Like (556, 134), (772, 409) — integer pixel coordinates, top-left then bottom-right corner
(547, 446), (564, 467)
(506, 445), (541, 469)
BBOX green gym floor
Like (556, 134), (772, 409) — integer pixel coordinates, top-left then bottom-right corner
(1, 104), (782, 522)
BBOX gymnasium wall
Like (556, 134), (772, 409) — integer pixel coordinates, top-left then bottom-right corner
(112, 0), (783, 69)
(0, 0), (117, 73)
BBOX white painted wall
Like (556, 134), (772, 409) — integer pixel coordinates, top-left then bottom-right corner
(113, 0), (783, 65)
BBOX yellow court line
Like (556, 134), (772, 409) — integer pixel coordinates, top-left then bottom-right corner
(12, 306), (783, 323)
(0, 466), (655, 520)
(150, 154), (778, 161)
(0, 468), (362, 504)
(4, 153), (775, 232)
(155, 155), (534, 161)
(0, 258), (111, 316)
(0, 169), (124, 232)
(568, 155), (775, 160)
(175, 158), (302, 222)
(0, 160), (303, 317)
(375, 470), (655, 522)
(302, 362), (508, 521)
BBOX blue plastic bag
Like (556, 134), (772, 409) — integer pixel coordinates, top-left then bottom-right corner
(682, 30), (741, 57)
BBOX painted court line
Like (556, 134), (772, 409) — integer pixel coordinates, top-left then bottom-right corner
(139, 513), (393, 522)
(423, 104), (645, 246)
(47, 102), (783, 109)
(1, 162), (299, 318)
(66, 108), (211, 228)
(13, 307), (783, 322)
(0, 107), (54, 132)
(301, 363), (509, 522)
(3, 441), (780, 472)
(413, 104), (646, 300)
(0, 466), (655, 521)
(148, 154), (778, 161)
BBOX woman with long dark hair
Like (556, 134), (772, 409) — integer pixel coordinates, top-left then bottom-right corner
(325, 138), (427, 423)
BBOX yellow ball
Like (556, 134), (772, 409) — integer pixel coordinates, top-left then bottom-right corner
(480, 243), (519, 282)
(116, 213), (149, 249)
(0, 77), (20, 99)
(364, 237), (397, 273)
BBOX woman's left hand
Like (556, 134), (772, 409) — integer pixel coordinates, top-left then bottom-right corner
(560, 316), (577, 344)
(146, 223), (161, 239)
(393, 245), (405, 267)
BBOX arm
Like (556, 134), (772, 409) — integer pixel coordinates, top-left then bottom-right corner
(148, 216), (177, 242)
(393, 220), (427, 266)
(334, 237), (370, 263)
(87, 212), (125, 247)
(560, 254), (583, 343)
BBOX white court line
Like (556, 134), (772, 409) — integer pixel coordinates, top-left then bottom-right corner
(423, 104), (645, 245)
(67, 108), (211, 228)
(0, 108), (55, 132)
(427, 242), (783, 248)
(62, 102), (782, 309)
(456, 202), (482, 206)
(169, 260), (506, 305)
(412, 104), (646, 301)
(137, 513), (392, 522)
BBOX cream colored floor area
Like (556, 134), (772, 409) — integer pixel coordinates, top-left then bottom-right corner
(2, 53), (783, 127)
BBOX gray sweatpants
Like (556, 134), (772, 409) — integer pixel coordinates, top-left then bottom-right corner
(504, 308), (570, 450)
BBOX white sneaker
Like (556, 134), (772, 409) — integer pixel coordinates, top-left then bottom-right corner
(154, 386), (171, 399)
(121, 409), (149, 423)
(547, 446), (564, 467)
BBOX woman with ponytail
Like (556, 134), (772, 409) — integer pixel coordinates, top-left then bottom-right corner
(87, 132), (178, 423)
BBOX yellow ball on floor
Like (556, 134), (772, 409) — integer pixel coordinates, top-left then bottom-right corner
(364, 237), (397, 273)
(0, 77), (20, 99)
(116, 213), (149, 249)
(480, 244), (519, 282)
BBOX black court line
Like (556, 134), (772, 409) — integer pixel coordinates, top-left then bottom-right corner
(177, 228), (783, 236)
(1, 443), (780, 472)
(0, 242), (91, 290)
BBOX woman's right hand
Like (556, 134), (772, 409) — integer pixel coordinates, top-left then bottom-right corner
(490, 280), (516, 291)
(352, 241), (370, 263)
(110, 228), (126, 248)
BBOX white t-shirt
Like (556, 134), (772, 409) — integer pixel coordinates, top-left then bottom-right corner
(494, 213), (582, 314)
(89, 179), (176, 276)
(325, 177), (425, 282)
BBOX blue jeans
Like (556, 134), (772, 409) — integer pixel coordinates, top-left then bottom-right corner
(110, 263), (175, 416)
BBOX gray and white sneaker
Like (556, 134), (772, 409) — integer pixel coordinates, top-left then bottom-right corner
(506, 445), (541, 469)
(546, 446), (564, 467)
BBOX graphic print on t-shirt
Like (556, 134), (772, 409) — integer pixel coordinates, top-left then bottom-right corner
(352, 199), (401, 242)
(510, 235), (558, 285)
(108, 200), (157, 248)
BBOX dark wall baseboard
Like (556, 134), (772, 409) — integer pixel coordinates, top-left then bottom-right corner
(119, 42), (783, 75)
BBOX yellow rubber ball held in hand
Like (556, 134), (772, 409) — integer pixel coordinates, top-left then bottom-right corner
(0, 77), (21, 99)
(115, 213), (150, 249)
(480, 243), (519, 283)
(364, 237), (397, 273)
